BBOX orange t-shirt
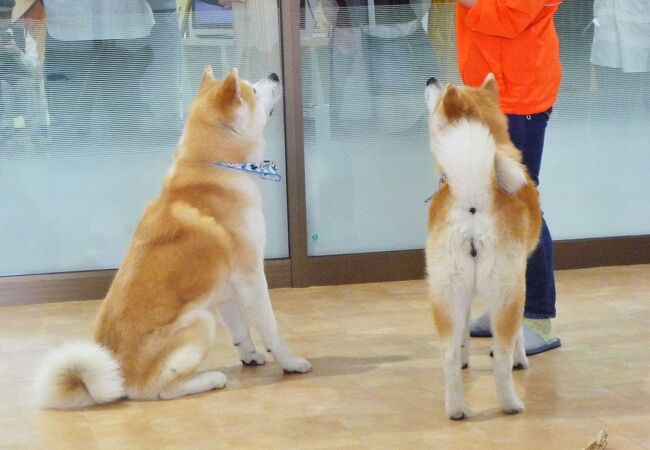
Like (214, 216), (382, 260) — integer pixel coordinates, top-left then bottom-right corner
(456, 0), (562, 115)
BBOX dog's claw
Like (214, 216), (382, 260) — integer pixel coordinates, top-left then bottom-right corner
(241, 359), (264, 367)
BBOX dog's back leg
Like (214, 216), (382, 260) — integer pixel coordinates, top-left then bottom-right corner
(432, 286), (473, 420)
(219, 297), (266, 366)
(491, 278), (526, 414)
(513, 326), (529, 370)
(154, 310), (226, 400)
(462, 307), (471, 370)
(160, 370), (227, 400)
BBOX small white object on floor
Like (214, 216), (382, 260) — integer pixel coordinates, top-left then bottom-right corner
(584, 430), (608, 450)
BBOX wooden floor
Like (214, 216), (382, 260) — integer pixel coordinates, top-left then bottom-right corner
(1, 265), (649, 449)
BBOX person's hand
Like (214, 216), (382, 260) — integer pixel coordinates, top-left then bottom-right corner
(458, 0), (477, 7)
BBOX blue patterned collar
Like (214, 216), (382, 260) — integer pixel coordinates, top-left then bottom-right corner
(425, 174), (447, 203)
(213, 160), (281, 182)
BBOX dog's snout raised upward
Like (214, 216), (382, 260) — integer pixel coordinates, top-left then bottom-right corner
(426, 77), (439, 87)
(268, 73), (279, 83)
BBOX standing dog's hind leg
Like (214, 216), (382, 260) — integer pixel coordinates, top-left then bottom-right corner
(491, 281), (526, 414)
(462, 307), (471, 369)
(433, 293), (472, 420)
(513, 326), (528, 370)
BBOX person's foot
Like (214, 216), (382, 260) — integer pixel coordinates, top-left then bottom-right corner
(469, 312), (492, 337)
(522, 318), (561, 356)
(471, 314), (562, 356)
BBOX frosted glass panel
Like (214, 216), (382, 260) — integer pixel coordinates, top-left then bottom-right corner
(544, 0), (650, 239)
(301, 1), (650, 256)
(301, 2), (451, 256)
(0, 2), (288, 277)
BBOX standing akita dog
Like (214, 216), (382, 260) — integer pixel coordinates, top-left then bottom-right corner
(424, 74), (542, 419)
(34, 67), (311, 409)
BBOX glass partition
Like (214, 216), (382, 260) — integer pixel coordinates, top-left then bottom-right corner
(301, 1), (452, 256)
(545, 0), (650, 238)
(0, 1), (288, 277)
(1, 0), (649, 281)
(300, 0), (650, 257)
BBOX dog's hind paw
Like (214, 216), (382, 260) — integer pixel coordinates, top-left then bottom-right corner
(447, 406), (472, 420)
(513, 354), (529, 370)
(207, 371), (228, 390)
(282, 357), (312, 374)
(501, 397), (525, 415)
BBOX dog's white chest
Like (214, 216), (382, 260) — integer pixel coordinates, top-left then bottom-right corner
(243, 207), (266, 250)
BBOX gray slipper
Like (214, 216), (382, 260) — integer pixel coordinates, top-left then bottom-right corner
(523, 323), (561, 356)
(489, 322), (562, 357)
(469, 312), (492, 337)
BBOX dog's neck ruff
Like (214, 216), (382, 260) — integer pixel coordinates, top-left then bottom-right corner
(213, 160), (282, 182)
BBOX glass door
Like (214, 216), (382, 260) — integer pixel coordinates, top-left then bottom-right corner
(300, 1), (453, 257)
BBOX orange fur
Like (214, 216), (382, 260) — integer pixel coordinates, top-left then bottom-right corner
(432, 302), (453, 342)
(493, 280), (526, 347)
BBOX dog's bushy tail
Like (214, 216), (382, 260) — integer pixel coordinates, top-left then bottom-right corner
(33, 341), (125, 409)
(434, 120), (497, 207)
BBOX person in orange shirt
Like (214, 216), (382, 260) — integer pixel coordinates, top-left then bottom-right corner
(456, 0), (562, 355)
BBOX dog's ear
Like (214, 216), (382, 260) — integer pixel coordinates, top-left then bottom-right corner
(217, 68), (242, 106)
(442, 84), (464, 117)
(199, 64), (214, 92)
(481, 73), (499, 99)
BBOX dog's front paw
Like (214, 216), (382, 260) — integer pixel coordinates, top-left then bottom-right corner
(513, 354), (529, 370)
(501, 397), (525, 415)
(446, 395), (471, 420)
(446, 405), (472, 420)
(241, 349), (266, 367)
(282, 357), (312, 374)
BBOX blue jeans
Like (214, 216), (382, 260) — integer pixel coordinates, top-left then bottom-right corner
(507, 110), (557, 319)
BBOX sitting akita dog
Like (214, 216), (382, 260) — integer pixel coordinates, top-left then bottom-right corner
(424, 74), (541, 419)
(34, 67), (311, 409)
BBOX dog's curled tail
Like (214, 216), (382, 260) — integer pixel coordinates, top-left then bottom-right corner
(434, 120), (497, 199)
(33, 341), (125, 409)
(435, 120), (527, 199)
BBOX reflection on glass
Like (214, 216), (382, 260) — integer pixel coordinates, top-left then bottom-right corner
(301, 0), (650, 257)
(544, 0), (650, 239)
(302, 1), (441, 256)
(0, 3), (47, 152)
(0, 1), (288, 277)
